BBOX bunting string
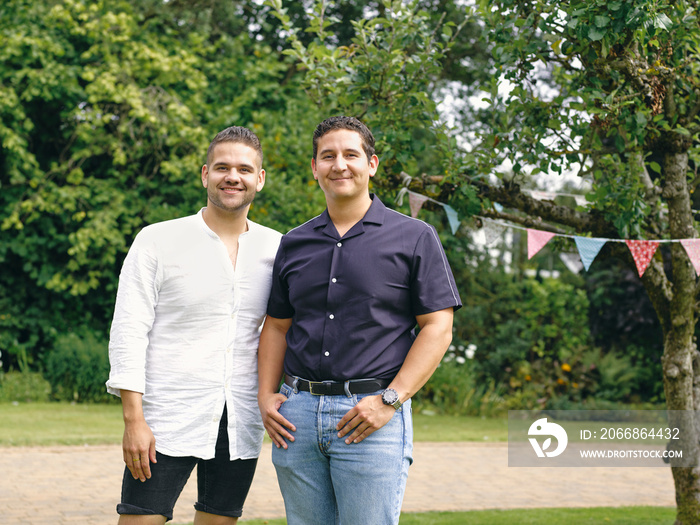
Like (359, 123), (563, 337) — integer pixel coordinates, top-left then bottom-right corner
(398, 188), (700, 278)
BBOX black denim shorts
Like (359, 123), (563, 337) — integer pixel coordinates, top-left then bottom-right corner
(117, 407), (258, 521)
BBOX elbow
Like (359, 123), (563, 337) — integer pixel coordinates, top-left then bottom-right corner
(441, 329), (453, 352)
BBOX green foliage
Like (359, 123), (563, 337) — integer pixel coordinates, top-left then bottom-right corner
(584, 255), (664, 401)
(472, 0), (700, 237)
(44, 330), (114, 403)
(0, 371), (51, 403)
(266, 0), (465, 184)
(414, 348), (506, 417)
(0, 0), (321, 370)
(455, 264), (648, 409)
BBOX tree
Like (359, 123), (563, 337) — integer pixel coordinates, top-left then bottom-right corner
(267, 0), (700, 520)
(0, 0), (321, 371)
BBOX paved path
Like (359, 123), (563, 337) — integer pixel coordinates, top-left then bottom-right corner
(0, 442), (675, 524)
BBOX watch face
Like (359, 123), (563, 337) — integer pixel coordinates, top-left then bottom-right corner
(383, 389), (399, 405)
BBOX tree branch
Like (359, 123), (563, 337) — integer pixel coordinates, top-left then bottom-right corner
(480, 209), (569, 234)
(470, 178), (618, 237)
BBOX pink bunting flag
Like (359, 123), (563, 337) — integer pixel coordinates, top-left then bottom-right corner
(625, 240), (660, 277)
(408, 192), (429, 218)
(681, 239), (700, 276)
(527, 229), (556, 259)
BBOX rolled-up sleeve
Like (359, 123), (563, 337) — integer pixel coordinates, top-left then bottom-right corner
(105, 231), (160, 397)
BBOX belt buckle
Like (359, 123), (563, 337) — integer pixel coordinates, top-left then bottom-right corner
(308, 381), (332, 395)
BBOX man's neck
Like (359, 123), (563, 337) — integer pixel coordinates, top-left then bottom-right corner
(202, 206), (249, 239)
(327, 193), (372, 238)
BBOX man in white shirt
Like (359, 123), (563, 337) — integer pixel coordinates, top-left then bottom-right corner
(106, 126), (281, 525)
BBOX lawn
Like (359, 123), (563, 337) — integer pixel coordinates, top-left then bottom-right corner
(0, 402), (509, 446)
(235, 506), (675, 524)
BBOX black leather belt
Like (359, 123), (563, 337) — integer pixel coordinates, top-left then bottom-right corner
(284, 374), (390, 395)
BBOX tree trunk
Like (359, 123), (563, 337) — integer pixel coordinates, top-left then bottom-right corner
(656, 149), (700, 524)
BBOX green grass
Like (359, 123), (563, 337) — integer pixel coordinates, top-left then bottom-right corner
(413, 413), (508, 442)
(0, 402), (509, 446)
(0, 401), (124, 446)
(233, 506), (674, 524)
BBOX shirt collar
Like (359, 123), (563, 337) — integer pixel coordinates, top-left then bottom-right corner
(312, 194), (387, 231)
(197, 207), (254, 239)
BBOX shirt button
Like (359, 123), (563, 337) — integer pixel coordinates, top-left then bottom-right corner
(336, 242), (342, 247)
(324, 351), (330, 357)
(329, 314), (335, 319)
(331, 278), (337, 283)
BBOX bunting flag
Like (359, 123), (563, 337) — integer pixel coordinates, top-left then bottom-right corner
(528, 229), (556, 259)
(574, 237), (607, 271)
(681, 239), (700, 276)
(408, 192), (429, 218)
(396, 188), (700, 282)
(444, 205), (461, 234)
(483, 221), (507, 246)
(626, 240), (660, 277)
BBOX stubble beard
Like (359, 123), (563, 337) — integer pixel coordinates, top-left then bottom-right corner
(208, 185), (256, 215)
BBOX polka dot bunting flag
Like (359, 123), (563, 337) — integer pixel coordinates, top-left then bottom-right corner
(625, 240), (660, 277)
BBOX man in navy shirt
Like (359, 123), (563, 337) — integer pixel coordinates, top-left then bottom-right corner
(258, 116), (461, 525)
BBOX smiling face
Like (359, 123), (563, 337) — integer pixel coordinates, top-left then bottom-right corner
(201, 141), (265, 216)
(311, 129), (378, 205)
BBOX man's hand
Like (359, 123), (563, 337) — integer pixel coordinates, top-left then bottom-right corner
(259, 392), (296, 449)
(336, 395), (396, 444)
(122, 418), (156, 482)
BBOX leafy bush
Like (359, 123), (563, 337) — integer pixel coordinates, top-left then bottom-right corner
(0, 371), (51, 403)
(447, 267), (650, 410)
(44, 330), (114, 403)
(414, 341), (507, 417)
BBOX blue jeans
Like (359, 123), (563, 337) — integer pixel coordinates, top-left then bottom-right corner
(271, 382), (413, 525)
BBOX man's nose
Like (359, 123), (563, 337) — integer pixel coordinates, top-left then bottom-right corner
(224, 169), (242, 181)
(332, 157), (347, 171)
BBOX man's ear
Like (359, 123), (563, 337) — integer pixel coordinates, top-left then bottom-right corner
(256, 169), (266, 192)
(368, 154), (379, 178)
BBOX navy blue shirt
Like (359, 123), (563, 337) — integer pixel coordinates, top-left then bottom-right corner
(267, 195), (462, 381)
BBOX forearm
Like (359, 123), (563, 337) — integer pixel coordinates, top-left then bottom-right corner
(389, 308), (454, 403)
(257, 316), (296, 447)
(120, 389), (146, 425)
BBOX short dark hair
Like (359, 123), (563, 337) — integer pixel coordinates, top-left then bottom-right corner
(312, 116), (375, 161)
(206, 126), (263, 167)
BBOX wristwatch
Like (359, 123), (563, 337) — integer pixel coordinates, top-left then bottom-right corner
(381, 388), (402, 410)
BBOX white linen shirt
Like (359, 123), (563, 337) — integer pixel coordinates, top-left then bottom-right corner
(106, 209), (281, 460)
